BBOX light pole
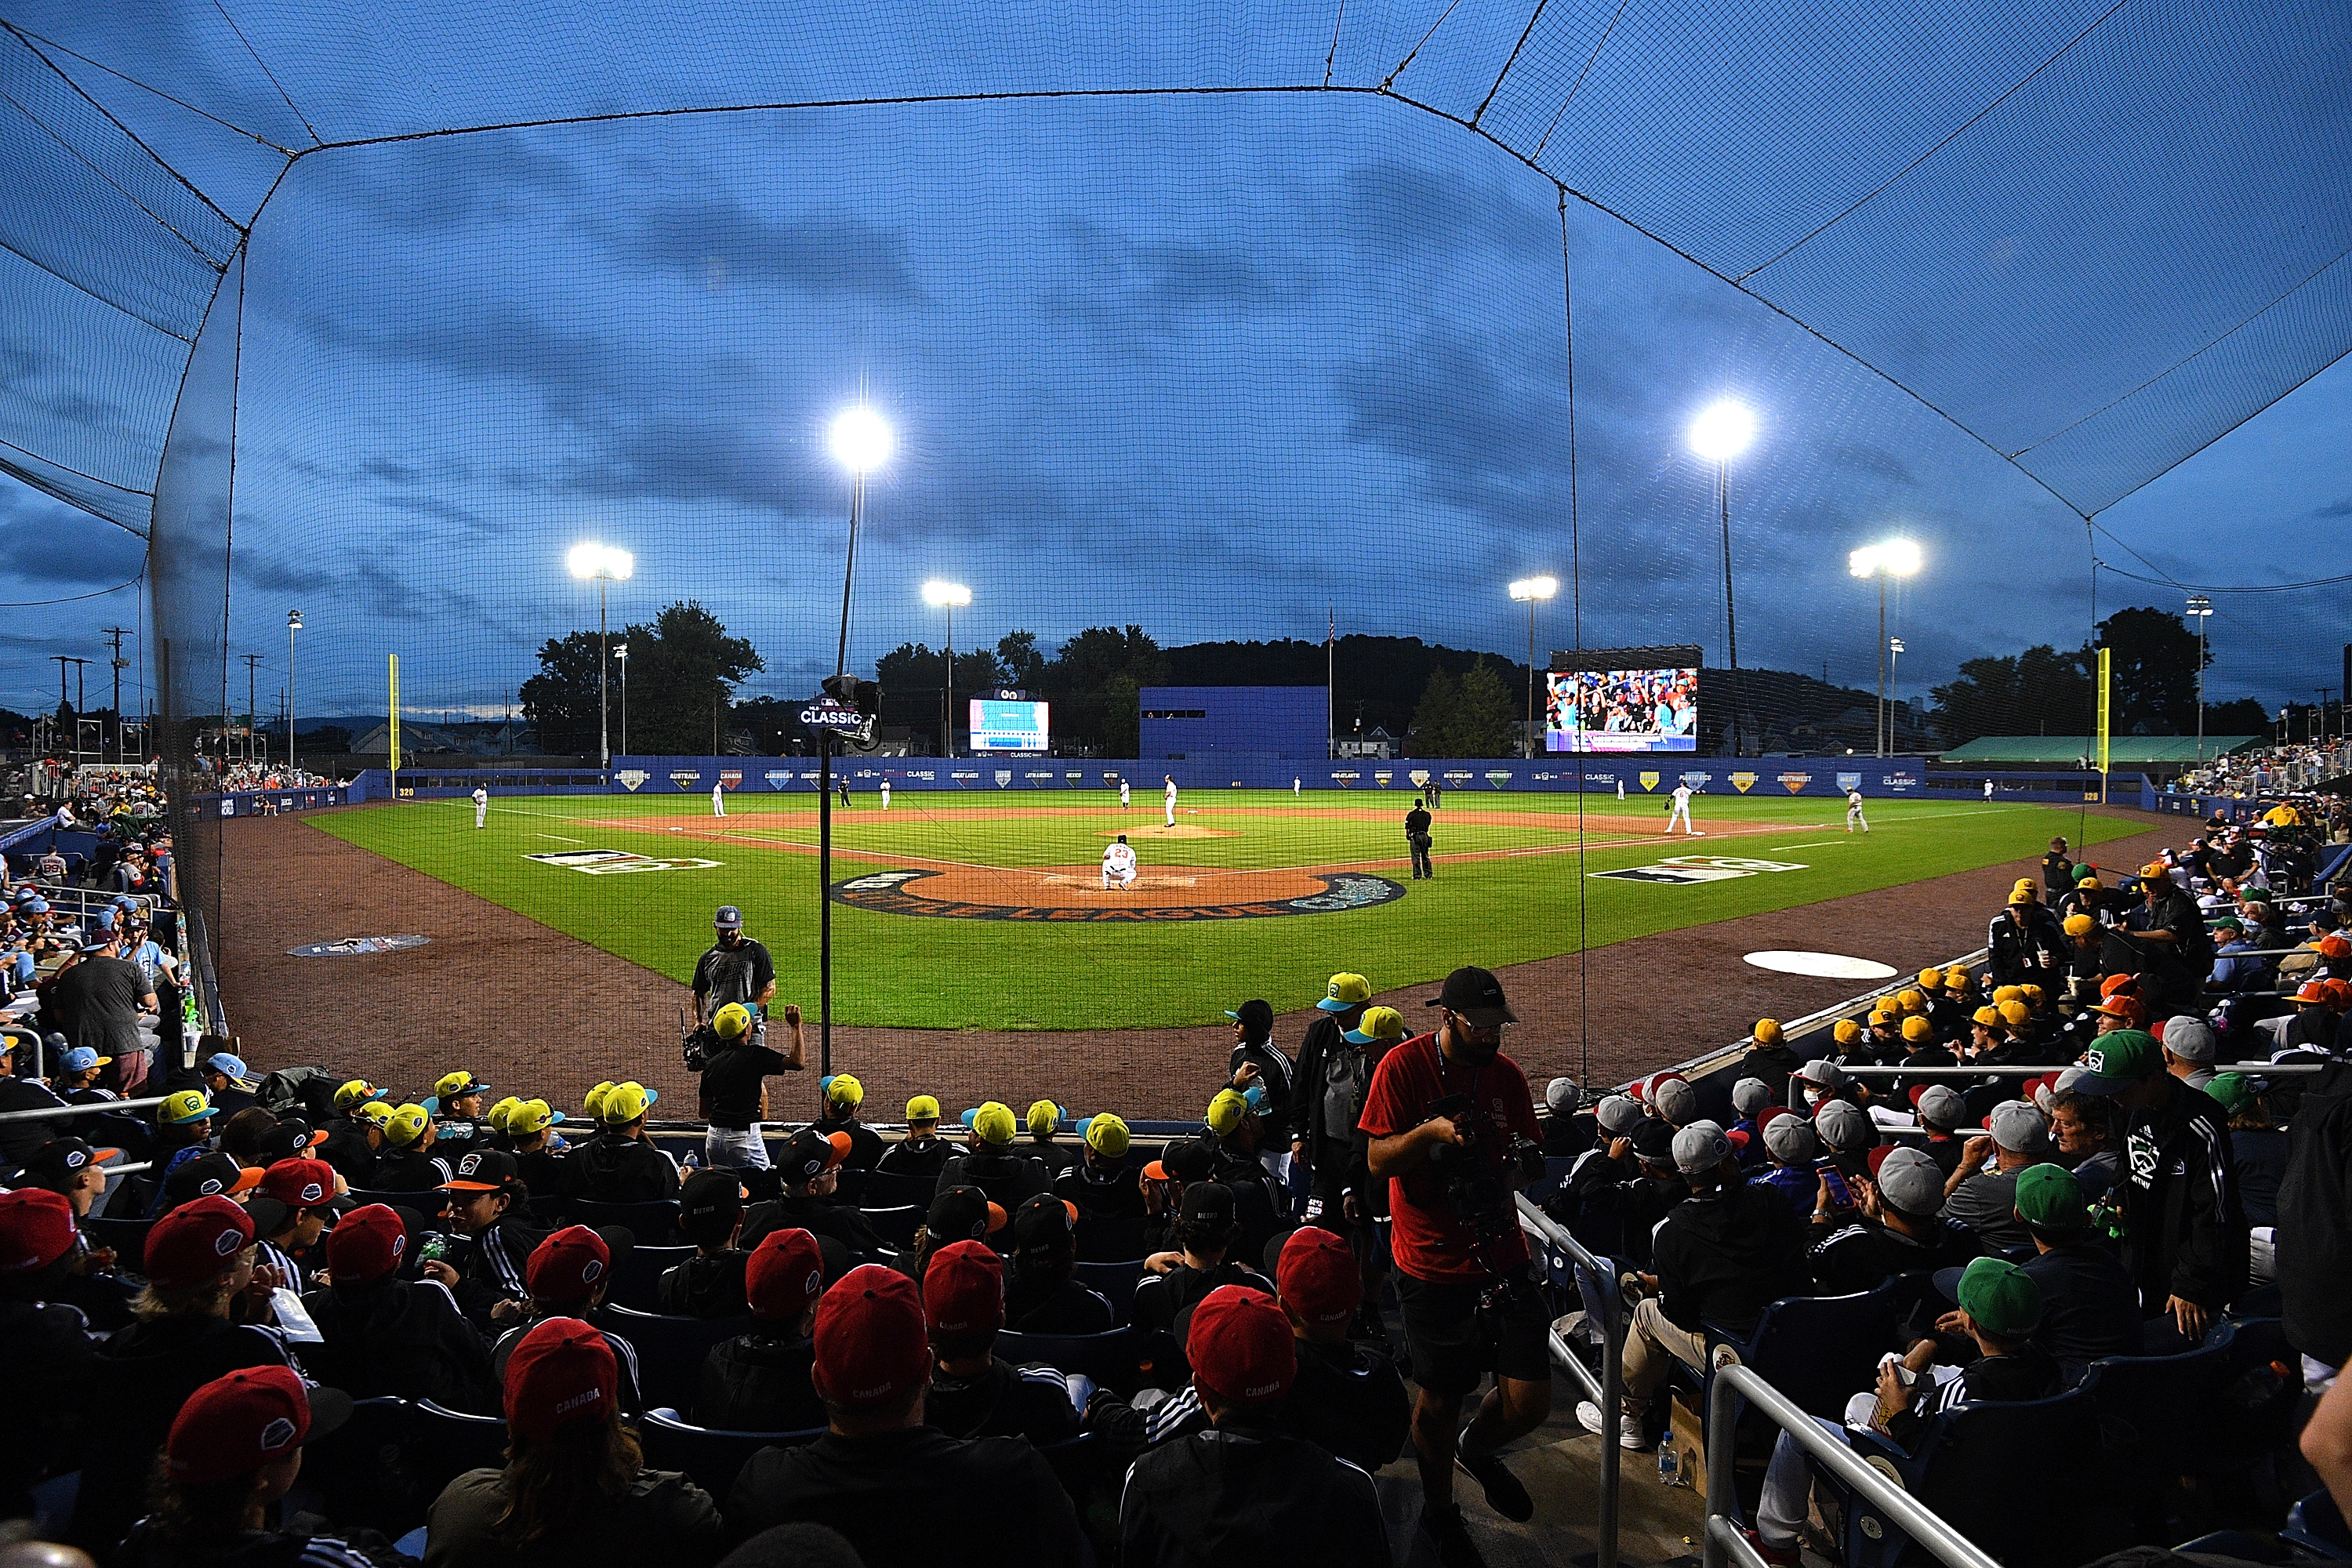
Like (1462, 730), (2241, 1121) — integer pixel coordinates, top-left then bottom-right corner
(1888, 637), (1904, 750)
(1848, 539), (1922, 757)
(822, 405), (894, 1075)
(566, 543), (633, 769)
(1508, 576), (1557, 759)
(613, 641), (628, 755)
(285, 610), (302, 777)
(1689, 401), (1756, 756)
(922, 579), (971, 758)
(2185, 593), (2211, 764)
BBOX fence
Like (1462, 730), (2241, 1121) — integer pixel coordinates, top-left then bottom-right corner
(1519, 1195), (1625, 1568)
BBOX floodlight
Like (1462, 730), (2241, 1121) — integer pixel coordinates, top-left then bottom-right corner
(1687, 400), (1756, 462)
(829, 406), (894, 473)
(1508, 575), (1559, 603)
(923, 579), (972, 608)
(567, 542), (633, 581)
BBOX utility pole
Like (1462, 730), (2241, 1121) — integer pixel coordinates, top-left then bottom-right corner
(240, 654), (264, 763)
(61, 658), (91, 761)
(101, 627), (132, 763)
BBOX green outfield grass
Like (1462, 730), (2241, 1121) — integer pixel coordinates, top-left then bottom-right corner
(308, 788), (2147, 1029)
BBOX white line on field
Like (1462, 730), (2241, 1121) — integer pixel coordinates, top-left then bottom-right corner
(1769, 840), (1845, 850)
(535, 832), (584, 843)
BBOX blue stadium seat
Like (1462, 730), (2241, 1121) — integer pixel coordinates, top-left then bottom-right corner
(2191, 1317), (2302, 1475)
(601, 1305), (752, 1414)
(404, 1399), (510, 1512)
(608, 1243), (697, 1313)
(82, 1216), (151, 1273)
(1074, 1258), (1145, 1323)
(857, 1169), (944, 1208)
(2286, 1488), (2352, 1559)
(637, 1407), (822, 1497)
(1707, 1278), (1903, 1421)
(829, 1165), (871, 1204)
(1075, 1215), (1147, 1261)
(570, 1198), (684, 1246)
(1832, 1387), (2103, 1568)
(996, 1327), (1150, 1393)
(293, 1397), (420, 1537)
(1526, 1155), (1577, 1204)
(2084, 1325), (2237, 1523)
(346, 1190), (448, 1220)
(858, 1203), (923, 1250)
(82, 1112), (152, 1162)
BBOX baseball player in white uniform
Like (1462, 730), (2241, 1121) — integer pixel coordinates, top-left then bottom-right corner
(1163, 775), (1178, 828)
(1617, 776), (1625, 801)
(1119, 779), (1131, 808)
(472, 786), (488, 829)
(711, 782), (726, 818)
(1102, 834), (1138, 890)
(1666, 781), (1697, 835)
(879, 779), (890, 811)
(1846, 787), (1869, 833)
(1984, 779), (1994, 801)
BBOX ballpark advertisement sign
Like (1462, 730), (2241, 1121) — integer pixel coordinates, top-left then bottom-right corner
(669, 770), (702, 789)
(1592, 854), (1807, 887)
(1730, 771), (1757, 793)
(1639, 771), (1660, 791)
(1779, 771), (1812, 793)
(616, 770), (649, 792)
(526, 849), (720, 874)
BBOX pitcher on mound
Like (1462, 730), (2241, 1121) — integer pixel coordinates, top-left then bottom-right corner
(1667, 781), (1700, 835)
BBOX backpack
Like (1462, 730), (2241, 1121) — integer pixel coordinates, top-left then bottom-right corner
(256, 1065), (342, 1123)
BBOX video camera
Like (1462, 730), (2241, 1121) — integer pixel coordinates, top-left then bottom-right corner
(1425, 1091), (1548, 1310)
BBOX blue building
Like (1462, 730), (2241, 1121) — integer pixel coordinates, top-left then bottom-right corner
(1139, 686), (1326, 762)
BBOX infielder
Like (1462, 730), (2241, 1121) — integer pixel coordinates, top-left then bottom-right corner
(711, 781), (726, 818)
(879, 779), (890, 811)
(1617, 776), (1625, 801)
(471, 785), (488, 829)
(1102, 833), (1138, 890)
(1846, 786), (1869, 833)
(1119, 779), (1131, 808)
(1666, 781), (1698, 835)
(1163, 774), (1178, 828)
(837, 775), (851, 808)
(1984, 779), (1994, 801)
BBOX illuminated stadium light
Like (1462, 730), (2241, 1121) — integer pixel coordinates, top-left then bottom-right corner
(921, 579), (972, 608)
(565, 542), (633, 769)
(1507, 576), (1558, 759)
(1686, 400), (1756, 462)
(1849, 539), (1922, 757)
(565, 542), (634, 582)
(829, 406), (894, 473)
(1507, 575), (1558, 603)
(923, 579), (972, 758)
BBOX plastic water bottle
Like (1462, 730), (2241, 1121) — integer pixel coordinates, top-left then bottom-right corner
(1657, 1438), (1680, 1486)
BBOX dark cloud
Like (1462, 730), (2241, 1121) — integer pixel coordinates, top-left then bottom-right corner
(576, 194), (928, 303)
(1041, 219), (1312, 337)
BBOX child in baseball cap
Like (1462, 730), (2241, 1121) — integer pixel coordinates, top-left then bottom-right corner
(809, 1264), (931, 1424)
(121, 1366), (357, 1563)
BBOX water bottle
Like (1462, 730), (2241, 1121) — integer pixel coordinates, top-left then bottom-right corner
(1657, 1437), (1680, 1486)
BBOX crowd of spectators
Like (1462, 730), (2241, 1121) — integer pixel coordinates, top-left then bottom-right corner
(2172, 739), (2352, 812)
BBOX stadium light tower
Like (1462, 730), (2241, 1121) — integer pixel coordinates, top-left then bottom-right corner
(1849, 538), (1922, 757)
(922, 580), (972, 758)
(821, 405), (895, 1075)
(613, 641), (629, 755)
(285, 609), (303, 776)
(1689, 400), (1756, 755)
(2186, 593), (2212, 764)
(566, 542), (634, 770)
(1508, 576), (1558, 759)
(1888, 637), (1905, 750)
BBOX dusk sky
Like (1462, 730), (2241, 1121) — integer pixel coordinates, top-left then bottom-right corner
(3, 0), (2345, 731)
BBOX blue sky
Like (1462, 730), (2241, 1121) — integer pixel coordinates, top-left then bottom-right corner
(2, 0), (2346, 729)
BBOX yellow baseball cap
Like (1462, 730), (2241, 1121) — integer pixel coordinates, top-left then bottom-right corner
(1944, 966), (1973, 989)
(333, 1079), (389, 1112)
(583, 1081), (615, 1120)
(485, 1096), (521, 1132)
(1317, 972), (1372, 1011)
(1343, 1006), (1406, 1046)
(906, 1094), (942, 1124)
(1973, 1006), (2002, 1028)
(1896, 989), (1926, 1014)
(2080, 876), (2103, 890)
(1206, 1089), (1252, 1136)
(1917, 967), (1944, 990)
(1901, 1016), (1933, 1044)
(1027, 1099), (1063, 1135)
(1998, 1000), (2031, 1029)
(712, 1003), (751, 1039)
(2020, 984), (2045, 1006)
(355, 1100), (395, 1128)
(1082, 1112), (1131, 1157)
(383, 1103), (432, 1147)
(1832, 1019), (1863, 1047)
(1992, 985), (2023, 1004)
(509, 1098), (564, 1134)
(823, 1073), (864, 1109)
(158, 1089), (214, 1126)
(599, 1082), (658, 1125)
(1752, 1018), (1784, 1044)
(2063, 913), (2095, 936)
(434, 1070), (486, 1101)
(2009, 886), (2038, 905)
(969, 1101), (1017, 1145)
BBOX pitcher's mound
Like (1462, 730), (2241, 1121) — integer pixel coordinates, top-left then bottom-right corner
(1100, 824), (1232, 840)
(833, 863), (1406, 921)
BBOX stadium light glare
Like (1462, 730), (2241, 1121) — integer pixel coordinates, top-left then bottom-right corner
(1507, 576), (1558, 603)
(1506, 576), (1559, 759)
(565, 543), (631, 769)
(566, 542), (633, 581)
(1686, 400), (1755, 461)
(922, 579), (972, 608)
(1849, 539), (1922, 756)
(829, 406), (894, 473)
(922, 580), (972, 758)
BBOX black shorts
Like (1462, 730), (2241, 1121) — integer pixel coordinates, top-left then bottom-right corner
(1396, 1269), (1552, 1396)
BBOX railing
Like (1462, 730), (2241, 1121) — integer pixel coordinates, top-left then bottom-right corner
(1825, 1061), (2326, 1082)
(1703, 1354), (2001, 1568)
(0, 1093), (172, 1124)
(1519, 1192), (1625, 1568)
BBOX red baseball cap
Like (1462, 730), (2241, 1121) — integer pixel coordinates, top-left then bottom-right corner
(811, 1264), (928, 1408)
(503, 1317), (615, 1443)
(745, 1227), (826, 1322)
(922, 1240), (1005, 1339)
(326, 1204), (406, 1285)
(145, 1194), (255, 1290)
(166, 1365), (352, 1485)
(2098, 974), (2140, 1000)
(1186, 1283), (1294, 1406)
(526, 1225), (611, 1305)
(1276, 1226), (1357, 1326)
(260, 1156), (337, 1210)
(0, 1187), (77, 1274)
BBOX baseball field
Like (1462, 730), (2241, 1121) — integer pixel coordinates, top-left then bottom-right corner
(307, 787), (2146, 1030)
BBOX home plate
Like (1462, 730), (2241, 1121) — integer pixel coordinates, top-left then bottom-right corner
(1744, 950), (1900, 981)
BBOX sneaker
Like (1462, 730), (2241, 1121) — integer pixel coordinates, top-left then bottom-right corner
(1576, 1400), (1646, 1450)
(1421, 1503), (1488, 1568)
(1743, 1529), (1801, 1567)
(1456, 1442), (1535, 1523)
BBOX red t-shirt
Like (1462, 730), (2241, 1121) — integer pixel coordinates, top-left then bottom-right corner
(1357, 1033), (1541, 1282)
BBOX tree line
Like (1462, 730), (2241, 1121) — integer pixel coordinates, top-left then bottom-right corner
(1929, 606), (2268, 747)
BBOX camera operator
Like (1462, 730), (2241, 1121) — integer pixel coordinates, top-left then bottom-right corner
(1360, 965), (1548, 1567)
(693, 905), (776, 1036)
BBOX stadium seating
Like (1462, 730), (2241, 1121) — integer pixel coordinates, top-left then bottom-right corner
(569, 1198), (685, 1247)
(1835, 1387), (2103, 1568)
(82, 1216), (151, 1272)
(1073, 1214), (1147, 1261)
(1073, 1257), (1145, 1322)
(996, 1327), (1152, 1395)
(405, 1399), (511, 1515)
(293, 1397), (425, 1537)
(858, 1203), (923, 1250)
(637, 1408), (823, 1497)
(599, 1306), (751, 1413)
(606, 1243), (696, 1313)
(1706, 1278), (1906, 1421)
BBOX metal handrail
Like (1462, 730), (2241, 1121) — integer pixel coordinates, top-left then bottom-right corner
(1703, 1355), (2001, 1568)
(0, 1093), (172, 1124)
(1826, 1061), (2325, 1079)
(1518, 1192), (1624, 1568)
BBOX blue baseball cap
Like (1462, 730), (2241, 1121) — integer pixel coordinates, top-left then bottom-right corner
(204, 1052), (252, 1086)
(60, 1047), (111, 1072)
(714, 905), (742, 929)
(24, 898), (47, 914)
(94, 909), (115, 930)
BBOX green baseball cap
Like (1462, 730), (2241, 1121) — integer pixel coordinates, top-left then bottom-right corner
(2013, 1163), (2089, 1232)
(1955, 1257), (2043, 1338)
(2071, 862), (2098, 882)
(2071, 1029), (2163, 1094)
(2205, 1072), (2259, 1116)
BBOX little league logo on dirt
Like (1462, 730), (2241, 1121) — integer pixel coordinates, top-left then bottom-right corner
(833, 866), (1409, 922)
(526, 849), (721, 875)
(1591, 855), (1808, 887)
(286, 935), (431, 957)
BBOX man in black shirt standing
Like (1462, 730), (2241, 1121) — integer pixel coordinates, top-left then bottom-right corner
(49, 935), (154, 1070)
(693, 903), (777, 1036)
(2043, 837), (2074, 898)
(1405, 800), (1435, 880)
(702, 1000), (804, 1171)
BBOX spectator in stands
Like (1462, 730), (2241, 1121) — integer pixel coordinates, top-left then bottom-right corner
(1293, 972), (1371, 1177)
(744, 1128), (884, 1261)
(2070, 1029), (2245, 1345)
(200, 1053), (257, 1119)
(2123, 861), (2214, 1012)
(1021, 1100), (1076, 1175)
(875, 1094), (949, 1179)
(935, 1102), (1051, 1211)
(2043, 837), (2074, 896)
(1740, 1017), (1804, 1083)
(1134, 1181), (1274, 1345)
(1795, 1058), (1861, 1112)
(0, 1189), (98, 1522)
(2209, 919), (2268, 993)
(301, 1203), (496, 1412)
(369, 1102), (451, 1192)
(506, 1098), (568, 1193)
(1752, 1258), (2060, 1566)
(111, 1365), (371, 1568)
(1118, 1284), (1386, 1567)
(156, 1152), (264, 1220)
(428, 1317), (724, 1567)
(1911, 1085), (1971, 1178)
(812, 1073), (884, 1169)
(898, 1185), (1007, 1287)
(1583, 1124), (1806, 1453)
(2282, 981), (2339, 1056)
(488, 1226), (644, 1410)
(1987, 884), (2069, 990)
(1809, 1146), (1980, 1294)
(48, 927), (154, 1073)
(1728, 1079), (1774, 1168)
(216, 1106), (281, 1171)
(1197, 1092), (1292, 1260)
(1618, 1119), (1690, 1268)
(53, 1044), (117, 1105)
(1981, 1164), (2141, 1383)
(2208, 1073), (2285, 1281)
(560, 1082), (679, 1203)
(725, 1265), (1087, 1566)
(1539, 1076), (1593, 1158)
(1221, 997), (1296, 1167)
(700, 1003), (801, 1171)
(661, 1167), (753, 1316)
(1940, 1100), (2049, 1251)
(249, 1156), (338, 1288)
(2049, 1083), (2122, 1199)
(433, 1149), (546, 1330)
(74, 1196), (294, 1557)
(1750, 1109), (1820, 1217)
(317, 1080), (389, 1182)
(0, 1036), (68, 1170)
(920, 1239), (1080, 1445)
(2241, 898), (2288, 952)
(1054, 1112), (1145, 1221)
(1813, 1098), (1877, 1166)
(12, 1134), (119, 1219)
(1004, 1193), (1113, 1333)
(697, 1227), (834, 1432)
(2161, 1015), (2219, 1090)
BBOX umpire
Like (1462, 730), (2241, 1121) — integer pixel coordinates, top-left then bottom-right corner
(693, 905), (776, 1033)
(1406, 799), (1435, 880)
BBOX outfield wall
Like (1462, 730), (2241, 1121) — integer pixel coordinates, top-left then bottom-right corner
(341, 757), (2142, 804)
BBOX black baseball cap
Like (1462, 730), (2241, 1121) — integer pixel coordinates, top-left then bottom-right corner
(1224, 999), (1274, 1036)
(257, 1119), (329, 1165)
(438, 1148), (521, 1192)
(680, 1168), (746, 1226)
(1012, 1192), (1079, 1254)
(926, 1184), (1007, 1243)
(13, 1137), (123, 1192)
(1630, 1120), (1676, 1162)
(1427, 965), (1518, 1027)
(1163, 1135), (1220, 1185)
(1178, 1181), (1235, 1225)
(162, 1152), (264, 1209)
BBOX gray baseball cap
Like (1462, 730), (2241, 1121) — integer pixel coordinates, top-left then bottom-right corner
(1762, 1110), (1818, 1164)
(1545, 1077), (1579, 1114)
(1595, 1094), (1643, 1135)
(1874, 1145), (1945, 1218)
(1982, 1099), (2049, 1155)
(1731, 1078), (1776, 1117)
(1671, 1120), (1733, 1178)
(1915, 1084), (1966, 1132)
(2162, 1017), (2216, 1062)
(1798, 1059), (1850, 1091)
(1813, 1098), (1872, 1153)
(1651, 1077), (1699, 1127)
